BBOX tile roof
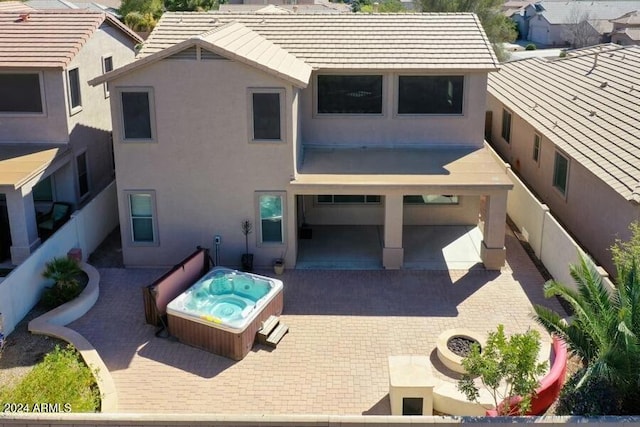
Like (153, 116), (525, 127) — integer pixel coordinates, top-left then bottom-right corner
(610, 9), (640, 25)
(219, 3), (351, 14)
(90, 21), (312, 87)
(532, 1), (640, 24)
(0, 144), (68, 188)
(0, 1), (35, 12)
(0, 10), (141, 68)
(139, 12), (500, 71)
(488, 45), (640, 202)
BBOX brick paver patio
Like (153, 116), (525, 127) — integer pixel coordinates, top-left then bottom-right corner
(69, 229), (566, 414)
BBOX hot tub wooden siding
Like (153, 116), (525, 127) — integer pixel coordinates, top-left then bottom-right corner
(167, 289), (283, 361)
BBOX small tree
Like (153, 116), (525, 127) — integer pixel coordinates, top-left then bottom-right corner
(457, 324), (547, 415)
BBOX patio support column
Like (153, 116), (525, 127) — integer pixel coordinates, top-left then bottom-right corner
(383, 194), (403, 269)
(6, 186), (41, 264)
(480, 190), (507, 270)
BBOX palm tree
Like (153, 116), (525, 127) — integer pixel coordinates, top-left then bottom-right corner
(533, 253), (640, 396)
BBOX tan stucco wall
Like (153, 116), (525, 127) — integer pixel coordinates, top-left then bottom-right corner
(111, 58), (297, 267)
(65, 26), (138, 202)
(487, 93), (640, 276)
(0, 69), (68, 143)
(300, 72), (489, 147)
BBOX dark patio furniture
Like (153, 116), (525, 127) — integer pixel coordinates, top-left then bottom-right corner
(37, 202), (72, 238)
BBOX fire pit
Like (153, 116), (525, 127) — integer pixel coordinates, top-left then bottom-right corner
(436, 329), (485, 374)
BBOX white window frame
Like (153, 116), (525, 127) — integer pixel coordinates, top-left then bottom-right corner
(248, 88), (286, 143)
(313, 73), (386, 117)
(552, 151), (570, 197)
(117, 87), (157, 143)
(0, 71), (47, 117)
(125, 190), (159, 246)
(533, 133), (541, 164)
(102, 54), (114, 98)
(75, 150), (90, 200)
(255, 191), (286, 247)
(67, 67), (83, 115)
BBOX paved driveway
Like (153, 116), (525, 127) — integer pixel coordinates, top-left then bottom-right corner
(69, 229), (566, 414)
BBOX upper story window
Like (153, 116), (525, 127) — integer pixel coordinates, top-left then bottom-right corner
(317, 75), (383, 114)
(553, 152), (569, 196)
(102, 55), (113, 97)
(397, 76), (464, 115)
(501, 109), (512, 143)
(119, 88), (155, 141)
(250, 89), (284, 142)
(67, 68), (82, 112)
(0, 73), (43, 114)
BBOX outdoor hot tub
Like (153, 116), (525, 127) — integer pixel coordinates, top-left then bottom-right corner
(166, 267), (283, 360)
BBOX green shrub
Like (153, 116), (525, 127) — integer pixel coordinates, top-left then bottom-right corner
(555, 368), (622, 415)
(41, 257), (83, 309)
(525, 43), (537, 50)
(0, 345), (100, 412)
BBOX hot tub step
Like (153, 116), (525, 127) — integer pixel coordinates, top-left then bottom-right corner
(257, 315), (280, 344)
(266, 323), (289, 348)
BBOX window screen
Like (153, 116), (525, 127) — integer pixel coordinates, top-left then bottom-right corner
(253, 93), (281, 140)
(0, 74), (43, 113)
(398, 76), (464, 114)
(121, 92), (152, 139)
(317, 75), (382, 114)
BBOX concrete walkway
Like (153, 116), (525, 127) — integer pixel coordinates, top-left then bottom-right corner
(69, 227), (566, 415)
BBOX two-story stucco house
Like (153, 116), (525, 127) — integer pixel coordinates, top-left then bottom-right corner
(91, 12), (512, 270)
(487, 44), (640, 276)
(0, 11), (141, 264)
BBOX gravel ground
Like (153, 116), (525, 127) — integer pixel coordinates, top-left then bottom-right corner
(0, 305), (66, 391)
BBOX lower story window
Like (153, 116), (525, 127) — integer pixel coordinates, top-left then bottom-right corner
(127, 191), (157, 244)
(258, 192), (285, 244)
(403, 195), (459, 204)
(316, 195), (381, 204)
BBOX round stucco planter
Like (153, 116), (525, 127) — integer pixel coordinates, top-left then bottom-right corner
(436, 328), (486, 375)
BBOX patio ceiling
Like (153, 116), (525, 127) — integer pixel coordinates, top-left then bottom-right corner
(291, 145), (512, 193)
(0, 144), (69, 189)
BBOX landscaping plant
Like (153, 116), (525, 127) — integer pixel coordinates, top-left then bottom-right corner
(534, 222), (640, 414)
(457, 324), (547, 415)
(0, 344), (100, 412)
(41, 256), (83, 309)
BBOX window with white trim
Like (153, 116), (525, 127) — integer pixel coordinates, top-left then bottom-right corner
(257, 192), (285, 245)
(120, 88), (155, 141)
(533, 134), (540, 163)
(68, 67), (82, 112)
(317, 75), (383, 114)
(250, 89), (284, 141)
(76, 151), (89, 198)
(553, 152), (569, 196)
(0, 73), (44, 114)
(127, 191), (158, 244)
(501, 109), (512, 143)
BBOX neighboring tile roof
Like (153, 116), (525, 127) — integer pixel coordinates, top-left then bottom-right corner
(90, 21), (313, 87)
(0, 1), (35, 12)
(139, 12), (500, 71)
(219, 3), (351, 13)
(532, 1), (640, 24)
(0, 10), (142, 68)
(24, 0), (119, 14)
(610, 9), (640, 25)
(620, 27), (640, 40)
(488, 45), (640, 202)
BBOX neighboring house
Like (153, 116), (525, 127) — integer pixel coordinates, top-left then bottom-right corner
(521, 1), (640, 47)
(91, 12), (512, 270)
(219, 3), (351, 13)
(0, 11), (141, 264)
(486, 44), (640, 276)
(24, 0), (120, 16)
(610, 10), (640, 45)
